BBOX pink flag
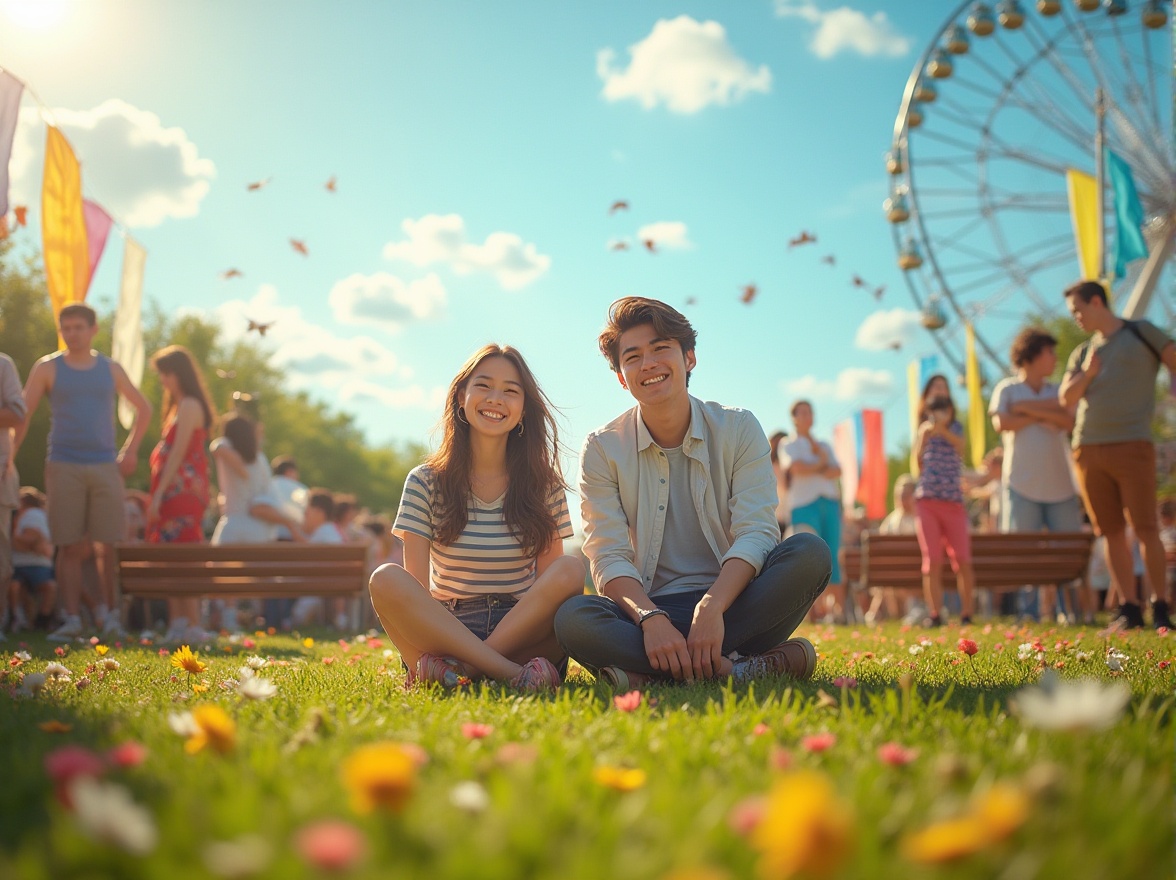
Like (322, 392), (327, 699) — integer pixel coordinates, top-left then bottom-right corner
(0, 71), (24, 218)
(82, 199), (114, 290)
(832, 420), (859, 514)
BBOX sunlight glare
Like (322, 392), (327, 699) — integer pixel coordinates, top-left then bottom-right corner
(0, 0), (68, 30)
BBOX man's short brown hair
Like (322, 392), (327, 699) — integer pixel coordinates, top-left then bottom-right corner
(58, 302), (97, 326)
(1009, 327), (1057, 368)
(598, 296), (698, 374)
(1064, 280), (1108, 306)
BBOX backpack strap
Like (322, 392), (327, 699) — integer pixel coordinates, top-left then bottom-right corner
(1124, 320), (1162, 362)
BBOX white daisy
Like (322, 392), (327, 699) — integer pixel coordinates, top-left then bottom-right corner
(1011, 672), (1131, 732)
(243, 655), (267, 670)
(167, 710), (199, 737)
(19, 672), (46, 696)
(70, 777), (158, 855)
(45, 661), (70, 679)
(237, 674), (277, 702)
(449, 780), (490, 813)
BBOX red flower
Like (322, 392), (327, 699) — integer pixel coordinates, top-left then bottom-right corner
(727, 795), (767, 836)
(832, 676), (858, 689)
(44, 746), (105, 808)
(613, 690), (642, 712)
(752, 722), (772, 737)
(958, 639), (979, 656)
(801, 733), (837, 753)
(877, 741), (918, 766)
(295, 820), (367, 871)
(461, 723), (494, 740)
(106, 742), (148, 769)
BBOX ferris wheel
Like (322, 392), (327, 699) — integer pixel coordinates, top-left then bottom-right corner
(886, 0), (1175, 381)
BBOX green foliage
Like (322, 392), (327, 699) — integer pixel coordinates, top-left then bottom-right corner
(0, 245), (422, 514)
(0, 621), (1171, 879)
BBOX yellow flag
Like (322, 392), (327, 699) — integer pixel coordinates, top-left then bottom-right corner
(41, 126), (89, 346)
(965, 323), (985, 469)
(908, 359), (920, 476)
(1065, 169), (1099, 281)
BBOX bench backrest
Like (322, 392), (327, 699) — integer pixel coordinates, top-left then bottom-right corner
(115, 543), (370, 599)
(861, 531), (1094, 591)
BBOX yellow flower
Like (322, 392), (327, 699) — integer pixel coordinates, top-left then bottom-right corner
(902, 783), (1030, 864)
(341, 743), (418, 814)
(184, 705), (237, 755)
(95, 645), (109, 656)
(749, 771), (853, 879)
(302, 637), (315, 649)
(593, 766), (647, 792)
(170, 645), (207, 676)
(192, 683), (209, 694)
(38, 720), (72, 733)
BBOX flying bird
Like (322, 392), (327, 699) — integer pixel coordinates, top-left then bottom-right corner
(873, 285), (886, 301)
(246, 178), (272, 192)
(820, 254), (835, 267)
(219, 268), (243, 280)
(788, 231), (816, 248)
(685, 297), (698, 307)
(13, 206), (27, 227)
(851, 274), (867, 288)
(290, 238), (308, 256)
(215, 368), (238, 380)
(246, 319), (274, 337)
(740, 284), (758, 305)
(325, 175), (337, 193)
(643, 239), (657, 254)
(888, 340), (903, 351)
(609, 240), (629, 252)
(608, 200), (629, 214)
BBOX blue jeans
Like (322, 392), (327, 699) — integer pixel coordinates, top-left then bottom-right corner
(1002, 488), (1083, 532)
(554, 532), (830, 675)
(442, 594), (519, 641)
(790, 496), (842, 583)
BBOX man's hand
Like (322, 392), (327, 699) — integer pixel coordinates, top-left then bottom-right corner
(687, 600), (725, 679)
(116, 450), (137, 478)
(642, 615), (693, 681)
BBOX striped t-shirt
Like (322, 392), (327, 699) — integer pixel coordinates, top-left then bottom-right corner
(393, 465), (574, 600)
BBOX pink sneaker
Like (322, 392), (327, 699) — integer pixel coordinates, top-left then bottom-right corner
(415, 654), (470, 689)
(510, 657), (562, 691)
(733, 637), (817, 682)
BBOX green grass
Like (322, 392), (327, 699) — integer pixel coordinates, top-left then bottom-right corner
(1, 621), (1172, 879)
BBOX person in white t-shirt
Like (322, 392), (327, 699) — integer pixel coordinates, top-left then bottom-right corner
(9, 488), (56, 632)
(989, 327), (1082, 621)
(290, 488), (344, 628)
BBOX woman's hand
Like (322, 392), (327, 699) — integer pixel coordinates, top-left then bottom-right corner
(145, 494), (162, 527)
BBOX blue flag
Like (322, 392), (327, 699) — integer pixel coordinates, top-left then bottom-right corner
(1106, 149), (1148, 279)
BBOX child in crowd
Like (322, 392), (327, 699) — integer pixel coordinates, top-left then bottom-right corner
(9, 488), (57, 631)
(912, 374), (976, 626)
(291, 488), (344, 628)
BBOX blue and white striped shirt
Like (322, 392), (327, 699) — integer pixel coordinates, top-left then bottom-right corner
(393, 465), (573, 600)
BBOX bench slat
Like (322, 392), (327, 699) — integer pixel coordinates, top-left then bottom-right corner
(119, 562), (366, 579)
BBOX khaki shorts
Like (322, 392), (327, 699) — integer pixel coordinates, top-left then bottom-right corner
(1072, 440), (1157, 537)
(45, 461), (126, 545)
(0, 504), (12, 583)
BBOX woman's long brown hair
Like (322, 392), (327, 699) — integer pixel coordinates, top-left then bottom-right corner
(427, 344), (566, 557)
(151, 345), (215, 429)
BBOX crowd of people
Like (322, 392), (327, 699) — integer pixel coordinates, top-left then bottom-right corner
(0, 303), (402, 645)
(0, 280), (1172, 691)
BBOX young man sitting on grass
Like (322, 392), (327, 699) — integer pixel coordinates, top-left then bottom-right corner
(554, 297), (830, 689)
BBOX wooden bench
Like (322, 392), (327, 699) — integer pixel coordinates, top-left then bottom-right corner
(115, 543), (370, 601)
(860, 531), (1094, 592)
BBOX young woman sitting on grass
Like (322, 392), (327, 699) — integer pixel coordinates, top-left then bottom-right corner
(369, 344), (585, 691)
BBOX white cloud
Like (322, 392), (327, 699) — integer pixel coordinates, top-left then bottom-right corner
(382, 214), (550, 291)
(340, 380), (448, 410)
(597, 16), (771, 114)
(782, 367), (894, 401)
(637, 221), (693, 250)
(854, 308), (923, 351)
(328, 272), (446, 329)
(775, 1), (912, 59)
(10, 99), (214, 227)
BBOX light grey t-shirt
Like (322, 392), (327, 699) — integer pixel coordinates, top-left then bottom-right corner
(651, 445), (721, 596)
(988, 377), (1077, 503)
(1066, 319), (1171, 447)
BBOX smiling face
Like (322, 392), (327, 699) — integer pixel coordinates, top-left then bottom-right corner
(460, 355), (524, 437)
(615, 323), (696, 408)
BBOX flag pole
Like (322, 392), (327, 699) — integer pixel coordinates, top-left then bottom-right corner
(1094, 87), (1106, 285)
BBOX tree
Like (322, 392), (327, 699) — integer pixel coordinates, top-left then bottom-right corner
(0, 245), (422, 515)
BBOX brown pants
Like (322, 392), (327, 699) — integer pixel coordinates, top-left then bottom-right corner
(1072, 440), (1157, 536)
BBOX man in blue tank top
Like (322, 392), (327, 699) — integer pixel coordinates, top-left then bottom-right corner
(14, 302), (152, 640)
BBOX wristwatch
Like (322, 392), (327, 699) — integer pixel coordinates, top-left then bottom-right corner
(637, 608), (669, 627)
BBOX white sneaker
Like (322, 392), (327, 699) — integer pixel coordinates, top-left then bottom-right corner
(11, 608), (30, 633)
(163, 617), (189, 644)
(102, 609), (125, 636)
(182, 625), (216, 645)
(48, 615), (84, 642)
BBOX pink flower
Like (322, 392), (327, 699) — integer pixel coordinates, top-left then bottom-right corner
(832, 676), (858, 689)
(295, 820), (367, 872)
(398, 742), (430, 767)
(958, 639), (979, 656)
(107, 742), (148, 769)
(322, 657), (336, 666)
(45, 746), (105, 807)
(613, 690), (642, 712)
(801, 733), (837, 753)
(496, 742), (539, 766)
(242, 638), (257, 649)
(461, 723), (494, 740)
(54, 646), (67, 657)
(727, 795), (767, 836)
(158, 649), (170, 657)
(752, 722), (772, 737)
(768, 746), (792, 771)
(877, 742), (918, 766)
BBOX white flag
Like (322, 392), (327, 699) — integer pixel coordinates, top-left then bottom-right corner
(113, 236), (146, 430)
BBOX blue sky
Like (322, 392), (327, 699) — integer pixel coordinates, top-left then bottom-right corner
(1, 0), (1170, 477)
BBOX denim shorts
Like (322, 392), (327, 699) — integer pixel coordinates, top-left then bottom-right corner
(441, 594), (520, 641)
(13, 565), (55, 592)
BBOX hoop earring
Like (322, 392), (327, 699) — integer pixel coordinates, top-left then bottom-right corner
(456, 408), (469, 425)
(516, 419), (525, 437)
